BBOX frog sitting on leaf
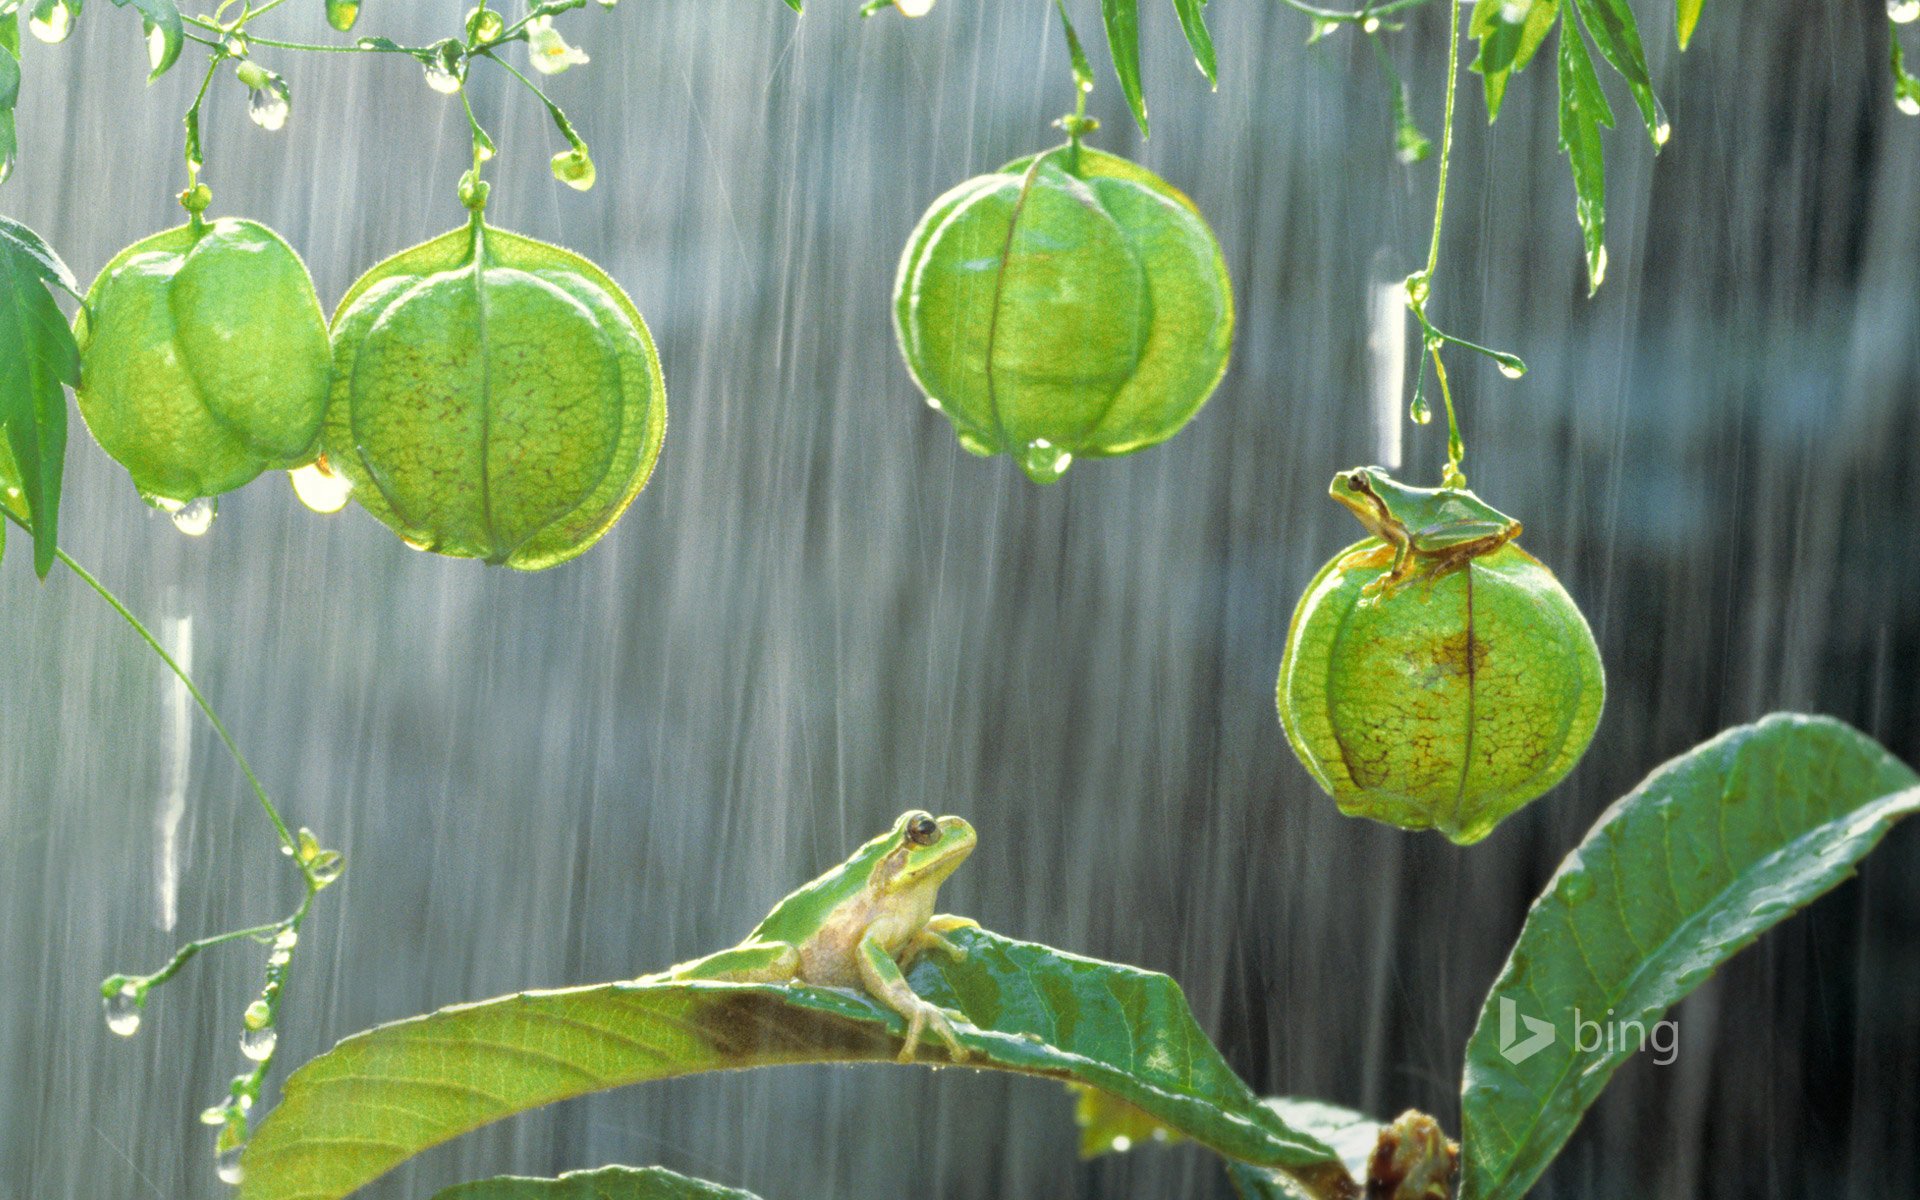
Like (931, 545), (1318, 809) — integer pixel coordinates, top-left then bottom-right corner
(656, 811), (978, 1062)
(1328, 466), (1521, 597)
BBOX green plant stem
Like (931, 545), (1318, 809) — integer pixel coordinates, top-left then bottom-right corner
(1424, 0), (1459, 281)
(481, 53), (584, 149)
(0, 505), (297, 858)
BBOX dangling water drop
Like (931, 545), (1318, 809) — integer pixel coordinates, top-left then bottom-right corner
(146, 22), (170, 72)
(172, 496), (217, 536)
(306, 850), (345, 886)
(1590, 244), (1609, 289)
(104, 982), (143, 1037)
(27, 0), (75, 44)
(1018, 439), (1072, 485)
(423, 59), (463, 94)
(1898, 89), (1920, 117)
(894, 0), (936, 14)
(466, 6), (505, 41)
(1653, 120), (1673, 147)
(954, 432), (995, 458)
(239, 1024), (278, 1062)
(290, 460), (353, 513)
(273, 928), (299, 952)
(215, 1145), (246, 1186)
(550, 147), (596, 192)
(1409, 395), (1432, 425)
(200, 1105), (230, 1127)
(1890, 0), (1919, 23)
(1495, 354), (1529, 380)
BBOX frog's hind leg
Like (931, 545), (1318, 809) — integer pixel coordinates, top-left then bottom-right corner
(658, 941), (801, 984)
(856, 932), (970, 1064)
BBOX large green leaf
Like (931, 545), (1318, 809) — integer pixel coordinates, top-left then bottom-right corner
(242, 928), (1352, 1200)
(1459, 714), (1920, 1200)
(1567, 0), (1665, 147)
(0, 213), (78, 576)
(1100, 0), (1148, 134)
(1469, 0), (1560, 122)
(433, 1166), (761, 1200)
(107, 0), (181, 79)
(1555, 13), (1612, 295)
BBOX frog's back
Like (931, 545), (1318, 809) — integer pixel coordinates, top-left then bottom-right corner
(746, 834), (889, 946)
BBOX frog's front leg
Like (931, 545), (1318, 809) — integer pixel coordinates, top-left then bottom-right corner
(1362, 526), (1417, 597)
(910, 915), (979, 962)
(659, 940), (802, 984)
(856, 929), (970, 1063)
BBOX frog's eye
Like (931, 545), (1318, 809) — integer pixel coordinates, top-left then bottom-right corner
(1346, 472), (1369, 492)
(904, 813), (941, 847)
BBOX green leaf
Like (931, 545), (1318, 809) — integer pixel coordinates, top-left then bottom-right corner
(1170, 0), (1216, 86)
(1100, 0), (1148, 135)
(1555, 13), (1611, 295)
(0, 214), (78, 576)
(1459, 714), (1920, 1200)
(1567, 0), (1666, 147)
(432, 1166), (762, 1200)
(1675, 0), (1703, 50)
(1055, 0), (1094, 96)
(106, 0), (181, 80)
(242, 928), (1352, 1200)
(1470, 0), (1560, 122)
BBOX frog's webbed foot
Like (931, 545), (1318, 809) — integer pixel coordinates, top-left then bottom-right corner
(912, 915), (979, 961)
(857, 930), (973, 1064)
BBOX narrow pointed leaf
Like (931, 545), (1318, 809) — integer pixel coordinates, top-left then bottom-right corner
(0, 217), (78, 576)
(1470, 0), (1560, 121)
(1675, 0), (1703, 49)
(1556, 15), (1612, 294)
(1567, 0), (1665, 146)
(1171, 0), (1217, 86)
(242, 929), (1351, 1200)
(433, 1166), (762, 1200)
(1459, 714), (1920, 1200)
(1100, 0), (1148, 134)
(1056, 0), (1095, 95)
(107, 0), (182, 80)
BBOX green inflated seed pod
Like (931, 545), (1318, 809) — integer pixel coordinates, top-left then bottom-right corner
(74, 218), (332, 505)
(893, 145), (1232, 484)
(1276, 539), (1605, 844)
(324, 214), (666, 571)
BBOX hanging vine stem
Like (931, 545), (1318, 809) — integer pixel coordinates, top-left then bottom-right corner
(0, 503), (342, 1171)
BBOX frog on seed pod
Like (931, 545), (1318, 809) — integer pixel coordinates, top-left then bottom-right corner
(1276, 467), (1605, 844)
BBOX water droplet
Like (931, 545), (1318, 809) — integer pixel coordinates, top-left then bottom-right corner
(172, 496), (217, 537)
(307, 850), (346, 886)
(894, 0), (935, 14)
(267, 947), (292, 968)
(215, 1146), (246, 1186)
(200, 1105), (230, 1126)
(1409, 395), (1432, 425)
(1653, 120), (1672, 147)
(1110, 1134), (1133, 1152)
(290, 460), (352, 514)
(243, 999), (272, 1031)
(1891, 0), (1919, 22)
(104, 982), (143, 1037)
(466, 6), (505, 40)
(1307, 17), (1341, 42)
(1495, 354), (1528, 380)
(240, 1024), (278, 1062)
(246, 71), (292, 132)
(1361, 15), (1381, 31)
(1589, 244), (1609, 290)
(401, 535), (434, 552)
(1018, 439), (1072, 484)
(955, 432), (995, 458)
(27, 0), (74, 43)
(550, 147), (596, 192)
(1898, 90), (1920, 117)
(273, 928), (299, 952)
(423, 59), (463, 94)
(141, 492), (186, 514)
(146, 22), (170, 72)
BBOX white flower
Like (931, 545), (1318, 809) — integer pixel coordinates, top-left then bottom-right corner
(527, 17), (589, 75)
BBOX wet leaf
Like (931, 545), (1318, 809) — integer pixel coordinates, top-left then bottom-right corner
(1675, 0), (1703, 49)
(1469, 0), (1560, 121)
(1055, 0), (1094, 95)
(107, 0), (183, 80)
(433, 1166), (761, 1200)
(1171, 0), (1216, 86)
(1556, 13), (1612, 294)
(0, 213), (79, 575)
(1100, 0), (1148, 134)
(242, 928), (1350, 1200)
(1227, 1099), (1383, 1200)
(1568, 0), (1665, 146)
(1459, 714), (1920, 1200)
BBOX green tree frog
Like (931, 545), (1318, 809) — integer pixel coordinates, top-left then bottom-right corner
(659, 811), (978, 1062)
(1328, 466), (1521, 594)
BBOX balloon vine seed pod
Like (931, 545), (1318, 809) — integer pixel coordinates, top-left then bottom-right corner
(73, 208), (333, 507)
(324, 202), (666, 571)
(1276, 468), (1604, 844)
(893, 143), (1233, 484)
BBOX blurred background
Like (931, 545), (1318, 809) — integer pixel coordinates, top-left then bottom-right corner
(2, 0), (1917, 1196)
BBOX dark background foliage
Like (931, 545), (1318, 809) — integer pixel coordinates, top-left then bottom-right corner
(1, 0), (1915, 1196)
